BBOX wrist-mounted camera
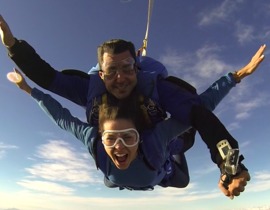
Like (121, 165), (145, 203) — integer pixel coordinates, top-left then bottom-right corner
(217, 140), (248, 189)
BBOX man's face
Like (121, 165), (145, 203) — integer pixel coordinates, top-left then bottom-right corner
(99, 51), (137, 99)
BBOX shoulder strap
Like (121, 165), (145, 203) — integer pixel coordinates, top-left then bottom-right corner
(61, 69), (90, 79)
(89, 135), (99, 169)
(90, 135), (108, 172)
(138, 144), (156, 171)
(165, 76), (197, 95)
(165, 76), (197, 153)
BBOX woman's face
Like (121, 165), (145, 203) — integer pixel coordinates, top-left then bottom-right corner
(102, 119), (139, 170)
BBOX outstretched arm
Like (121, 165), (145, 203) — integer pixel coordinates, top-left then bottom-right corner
(200, 44), (266, 111)
(31, 87), (97, 145)
(9, 69), (98, 146)
(0, 15), (89, 107)
(190, 105), (250, 199)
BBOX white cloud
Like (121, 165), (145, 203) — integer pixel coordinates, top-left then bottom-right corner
(235, 94), (269, 120)
(1, 168), (269, 210)
(227, 122), (240, 131)
(198, 0), (244, 26)
(17, 180), (75, 195)
(0, 183), (221, 210)
(193, 45), (231, 79)
(0, 142), (18, 150)
(23, 140), (102, 189)
(11, 140), (103, 200)
(248, 171), (270, 192)
(239, 141), (251, 149)
(259, 26), (270, 42)
(197, 1), (270, 45)
(235, 111), (251, 120)
(0, 142), (18, 159)
(234, 21), (255, 44)
(159, 45), (233, 90)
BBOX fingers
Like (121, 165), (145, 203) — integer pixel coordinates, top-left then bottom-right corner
(14, 67), (22, 76)
(218, 177), (232, 198)
(231, 183), (245, 197)
(0, 14), (4, 24)
(253, 44), (266, 61)
(259, 44), (266, 54)
(246, 171), (251, 181)
(231, 172), (250, 195)
(0, 15), (16, 47)
(14, 67), (19, 73)
(258, 45), (266, 61)
(251, 44), (266, 61)
(257, 44), (266, 54)
(0, 14), (7, 30)
(219, 171), (251, 199)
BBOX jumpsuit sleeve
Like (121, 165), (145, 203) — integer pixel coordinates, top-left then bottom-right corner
(8, 38), (89, 107)
(31, 88), (98, 147)
(157, 79), (239, 165)
(157, 78), (201, 126)
(199, 73), (236, 111)
(190, 105), (239, 165)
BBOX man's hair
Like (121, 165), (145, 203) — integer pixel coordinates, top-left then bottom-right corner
(97, 39), (136, 67)
(98, 92), (146, 134)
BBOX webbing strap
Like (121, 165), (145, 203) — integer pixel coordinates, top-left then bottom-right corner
(140, 0), (154, 56)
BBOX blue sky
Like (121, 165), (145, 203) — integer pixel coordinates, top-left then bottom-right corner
(0, 0), (270, 210)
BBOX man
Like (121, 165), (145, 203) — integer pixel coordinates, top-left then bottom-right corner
(1, 15), (264, 198)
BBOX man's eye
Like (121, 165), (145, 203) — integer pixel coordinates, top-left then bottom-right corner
(107, 66), (117, 72)
(105, 71), (116, 76)
(123, 66), (133, 73)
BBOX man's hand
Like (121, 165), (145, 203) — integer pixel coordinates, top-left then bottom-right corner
(0, 15), (16, 48)
(218, 170), (250, 199)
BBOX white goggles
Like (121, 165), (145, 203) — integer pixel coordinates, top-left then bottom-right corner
(101, 57), (136, 80)
(101, 128), (140, 148)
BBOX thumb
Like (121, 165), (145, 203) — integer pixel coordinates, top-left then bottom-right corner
(218, 179), (234, 199)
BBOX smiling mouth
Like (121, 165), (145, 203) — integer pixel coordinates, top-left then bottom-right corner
(115, 154), (128, 163)
(116, 85), (127, 91)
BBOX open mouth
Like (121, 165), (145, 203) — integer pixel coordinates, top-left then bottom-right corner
(115, 153), (128, 163)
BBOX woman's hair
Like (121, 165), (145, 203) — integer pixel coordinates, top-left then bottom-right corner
(97, 39), (136, 67)
(98, 92), (147, 133)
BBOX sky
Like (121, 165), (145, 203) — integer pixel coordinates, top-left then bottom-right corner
(0, 0), (270, 210)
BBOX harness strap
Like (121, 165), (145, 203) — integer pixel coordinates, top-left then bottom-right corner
(138, 95), (152, 127)
(102, 93), (108, 104)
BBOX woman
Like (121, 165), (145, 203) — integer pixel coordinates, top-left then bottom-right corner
(13, 69), (190, 190)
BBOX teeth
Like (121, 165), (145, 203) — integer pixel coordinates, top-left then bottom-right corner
(115, 154), (126, 157)
(117, 84), (127, 89)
